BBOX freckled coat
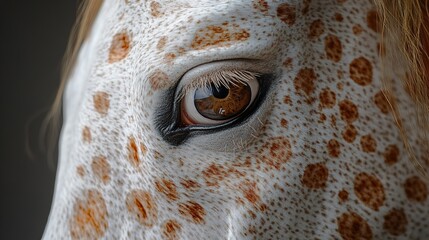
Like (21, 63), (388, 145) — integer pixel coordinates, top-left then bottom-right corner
(43, 0), (429, 239)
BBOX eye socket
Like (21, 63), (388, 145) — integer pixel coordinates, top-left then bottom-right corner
(155, 60), (275, 146)
(180, 71), (260, 126)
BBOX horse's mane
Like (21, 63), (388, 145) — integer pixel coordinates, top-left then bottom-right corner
(375, 0), (429, 176)
(46, 0), (429, 176)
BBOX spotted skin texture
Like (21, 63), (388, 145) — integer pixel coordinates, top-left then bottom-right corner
(324, 34), (342, 62)
(383, 208), (408, 236)
(162, 219), (182, 240)
(337, 211), (373, 240)
(91, 155), (111, 184)
(108, 32), (131, 63)
(69, 190), (108, 240)
(404, 176), (428, 203)
(126, 190), (158, 227)
(354, 172), (385, 211)
(93, 91), (110, 116)
(301, 163), (329, 189)
(43, 0), (429, 239)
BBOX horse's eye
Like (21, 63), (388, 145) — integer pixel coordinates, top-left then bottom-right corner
(179, 70), (260, 126)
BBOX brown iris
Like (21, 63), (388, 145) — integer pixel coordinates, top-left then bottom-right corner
(194, 82), (252, 120)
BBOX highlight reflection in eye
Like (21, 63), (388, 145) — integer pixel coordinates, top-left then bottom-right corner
(179, 70), (260, 126)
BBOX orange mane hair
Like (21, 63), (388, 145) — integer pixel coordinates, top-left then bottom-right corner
(375, 0), (429, 176)
(44, 0), (102, 164)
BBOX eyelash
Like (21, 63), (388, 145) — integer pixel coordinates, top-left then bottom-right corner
(176, 69), (261, 101)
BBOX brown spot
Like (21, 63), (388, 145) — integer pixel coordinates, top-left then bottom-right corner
(283, 57), (293, 69)
(294, 68), (316, 97)
(153, 150), (164, 160)
(350, 57), (373, 86)
(180, 179), (201, 192)
(342, 124), (357, 143)
(374, 91), (391, 114)
(202, 163), (228, 187)
(127, 137), (140, 168)
(309, 19), (324, 39)
(149, 70), (170, 90)
(155, 178), (179, 201)
(354, 172), (385, 211)
(253, 0), (269, 14)
(353, 24), (363, 35)
(277, 3), (296, 26)
(325, 34), (342, 62)
(177, 47), (185, 55)
(178, 201), (205, 224)
(191, 23), (250, 50)
(367, 10), (380, 32)
(164, 53), (176, 62)
(91, 156), (110, 184)
(334, 12), (344, 21)
(327, 139), (341, 158)
(239, 181), (260, 206)
(302, 0), (311, 14)
(330, 115), (337, 127)
(82, 126), (91, 143)
(360, 134), (377, 153)
(69, 190), (108, 240)
(383, 208), (407, 236)
(338, 189), (349, 203)
(302, 163), (329, 189)
(383, 145), (399, 165)
(150, 1), (162, 17)
(156, 36), (167, 51)
(76, 165), (85, 178)
(162, 219), (181, 240)
(93, 92), (110, 116)
(140, 142), (147, 156)
(261, 137), (292, 170)
(337, 211), (372, 240)
(339, 99), (359, 123)
(319, 88), (336, 108)
(108, 32), (131, 63)
(280, 118), (288, 128)
(404, 176), (428, 202)
(283, 95), (292, 105)
(126, 190), (158, 227)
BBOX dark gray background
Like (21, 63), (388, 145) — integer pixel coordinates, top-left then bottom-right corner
(1, 1), (77, 239)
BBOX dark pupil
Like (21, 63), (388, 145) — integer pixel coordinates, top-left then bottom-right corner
(211, 84), (229, 99)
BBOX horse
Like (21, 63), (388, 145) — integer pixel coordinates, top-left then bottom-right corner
(43, 0), (429, 239)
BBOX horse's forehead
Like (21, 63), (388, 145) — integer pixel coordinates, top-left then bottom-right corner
(104, 0), (356, 91)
